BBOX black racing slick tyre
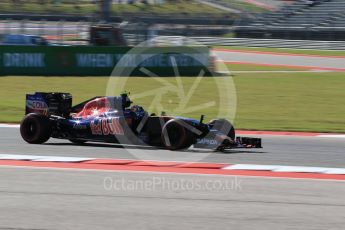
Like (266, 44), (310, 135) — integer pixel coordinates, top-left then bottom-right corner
(208, 119), (235, 140)
(20, 113), (52, 144)
(161, 119), (193, 150)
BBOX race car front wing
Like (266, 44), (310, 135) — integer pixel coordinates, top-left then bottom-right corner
(194, 136), (262, 151)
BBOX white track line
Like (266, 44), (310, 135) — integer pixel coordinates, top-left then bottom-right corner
(0, 124), (20, 128)
(0, 154), (94, 162)
(318, 135), (345, 138)
(0, 154), (344, 175)
(222, 164), (345, 174)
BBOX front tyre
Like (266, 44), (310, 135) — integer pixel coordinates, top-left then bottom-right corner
(161, 119), (193, 150)
(20, 113), (52, 144)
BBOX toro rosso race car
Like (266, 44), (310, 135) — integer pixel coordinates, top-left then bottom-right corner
(20, 92), (262, 151)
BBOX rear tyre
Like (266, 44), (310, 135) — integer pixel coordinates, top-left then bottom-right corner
(20, 113), (52, 144)
(208, 119), (235, 139)
(161, 119), (193, 150)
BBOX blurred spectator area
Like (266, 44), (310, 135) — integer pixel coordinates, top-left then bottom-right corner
(0, 0), (247, 46)
(0, 1), (282, 16)
(240, 0), (345, 29)
(0, 0), (230, 16)
(235, 0), (345, 40)
(198, 0), (285, 12)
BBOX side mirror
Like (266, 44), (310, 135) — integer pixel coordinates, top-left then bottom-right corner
(199, 115), (205, 124)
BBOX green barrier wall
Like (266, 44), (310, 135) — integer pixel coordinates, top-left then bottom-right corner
(0, 46), (210, 76)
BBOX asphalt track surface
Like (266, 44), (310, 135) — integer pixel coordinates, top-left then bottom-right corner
(214, 50), (345, 70)
(1, 167), (344, 230)
(0, 127), (344, 229)
(1, 127), (345, 167)
(1, 47), (345, 229)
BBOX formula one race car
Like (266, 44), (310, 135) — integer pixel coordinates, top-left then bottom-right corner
(20, 92), (262, 151)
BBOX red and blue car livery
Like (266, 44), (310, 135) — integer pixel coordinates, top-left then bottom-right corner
(20, 92), (262, 151)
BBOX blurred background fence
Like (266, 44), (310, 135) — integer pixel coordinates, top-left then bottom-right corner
(2, 1), (345, 48)
(2, 19), (345, 50)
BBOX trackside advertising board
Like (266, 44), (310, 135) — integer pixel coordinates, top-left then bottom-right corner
(0, 46), (210, 76)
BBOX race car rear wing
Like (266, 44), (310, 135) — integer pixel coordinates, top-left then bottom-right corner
(25, 92), (72, 117)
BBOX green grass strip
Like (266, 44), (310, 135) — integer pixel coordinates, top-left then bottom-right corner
(1, 73), (344, 133)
